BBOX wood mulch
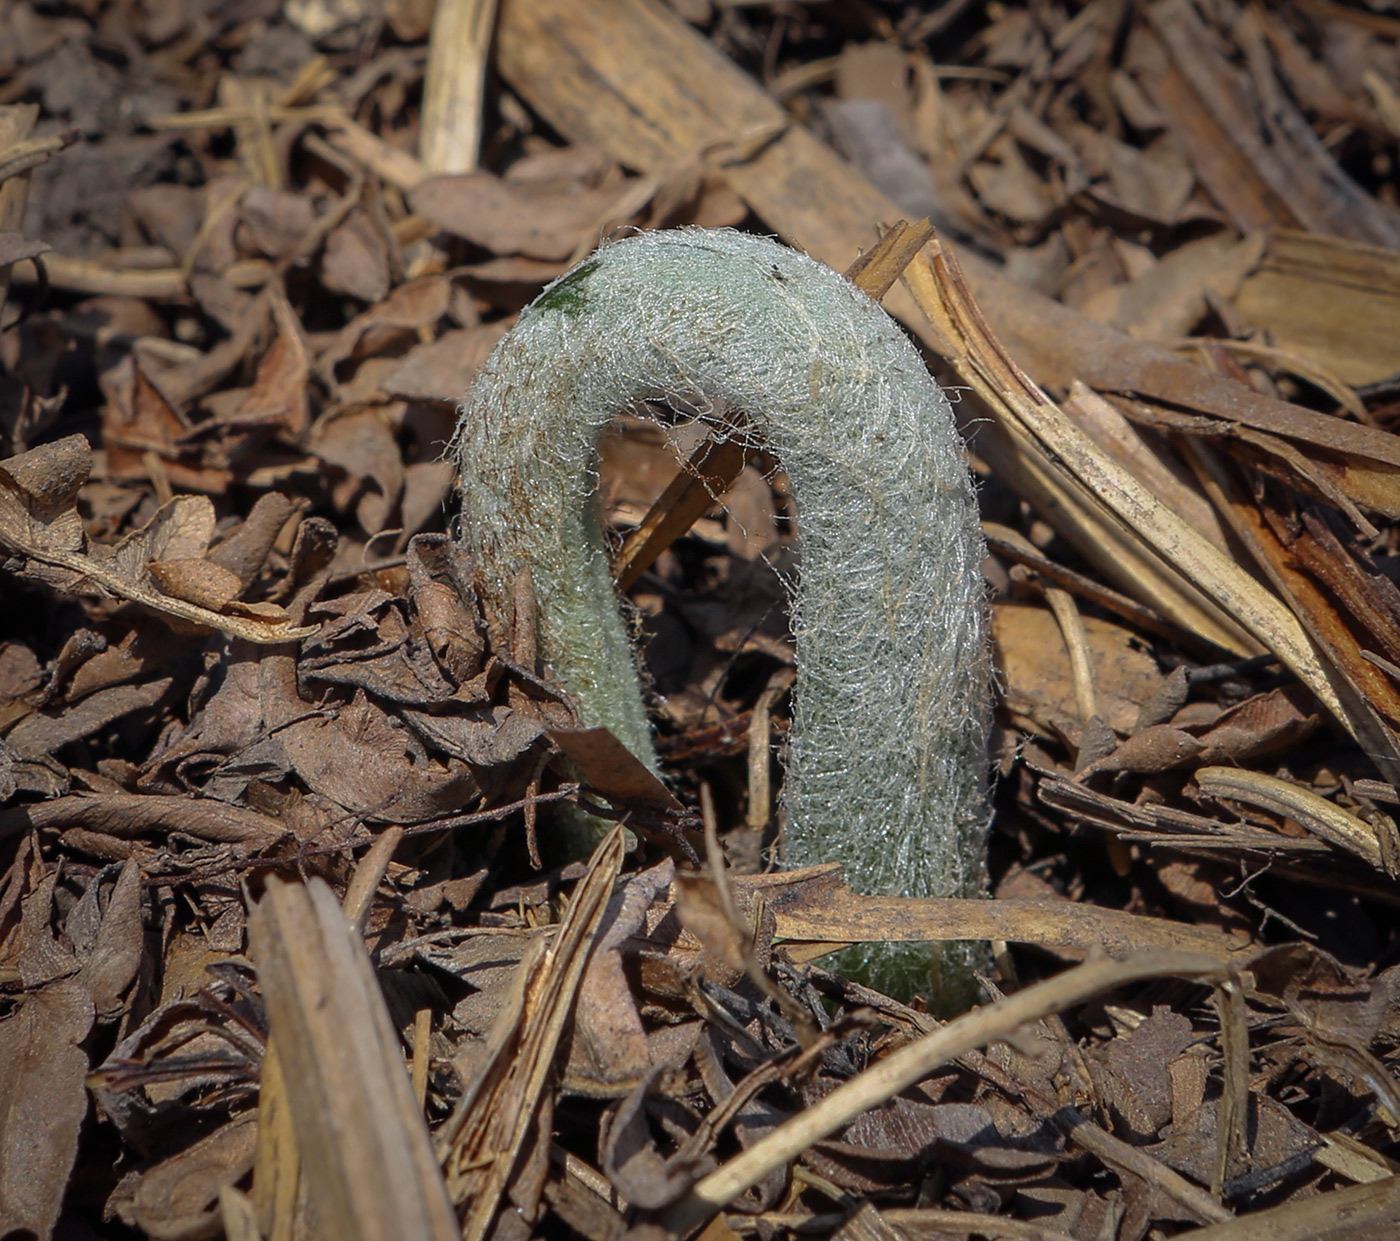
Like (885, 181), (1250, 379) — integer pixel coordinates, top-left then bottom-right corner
(2, 1), (1400, 1238)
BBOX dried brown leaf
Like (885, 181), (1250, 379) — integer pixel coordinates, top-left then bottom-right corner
(1089, 1009), (1194, 1142)
(77, 855), (146, 1020)
(321, 208), (392, 303)
(0, 641), (42, 704)
(147, 556), (244, 610)
(1192, 684), (1321, 765)
(1077, 129), (1198, 228)
(601, 1073), (714, 1210)
(308, 405), (404, 534)
(1081, 724), (1204, 775)
(241, 185), (316, 260)
(100, 357), (232, 494)
(1153, 1093), (1318, 1199)
(565, 860), (675, 1096)
(968, 133), (1055, 227)
(409, 167), (631, 261)
(205, 492), (299, 590)
(671, 871), (752, 983)
(319, 274), (454, 378)
(406, 534), (487, 684)
(218, 288), (312, 436)
(280, 690), (479, 822)
(4, 677), (172, 761)
(0, 977), (95, 1241)
(549, 726), (683, 814)
(382, 323), (507, 401)
(1080, 232), (1265, 341)
(126, 1115), (259, 1241)
(0, 438), (315, 643)
(994, 602), (1163, 735)
(0, 791), (287, 845)
(803, 1091), (1057, 1193)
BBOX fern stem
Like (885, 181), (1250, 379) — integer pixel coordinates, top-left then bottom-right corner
(454, 229), (990, 993)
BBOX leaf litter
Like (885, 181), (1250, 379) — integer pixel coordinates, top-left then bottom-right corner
(3, 2), (1400, 1239)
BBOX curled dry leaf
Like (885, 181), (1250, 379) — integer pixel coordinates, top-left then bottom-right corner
(1079, 724), (1205, 776)
(1076, 685), (1321, 778)
(0, 870), (94, 1241)
(123, 1114), (259, 1241)
(1087, 1008), (1195, 1143)
(0, 791), (288, 845)
(216, 288), (311, 437)
(74, 855), (146, 1020)
(0, 978), (94, 1240)
(87, 982), (265, 1155)
(563, 859), (675, 1096)
(601, 1071), (715, 1210)
(99, 357), (234, 495)
(409, 166), (634, 261)
(280, 690), (482, 824)
(5, 677), (173, 765)
(0, 230), (50, 267)
(0, 436), (316, 644)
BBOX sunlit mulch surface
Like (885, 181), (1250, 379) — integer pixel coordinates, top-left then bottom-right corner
(3, 1), (1400, 1238)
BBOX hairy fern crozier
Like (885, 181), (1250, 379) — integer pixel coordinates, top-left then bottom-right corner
(454, 228), (990, 995)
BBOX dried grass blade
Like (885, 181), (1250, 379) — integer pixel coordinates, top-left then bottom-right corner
(612, 435), (748, 593)
(250, 1043), (300, 1241)
(436, 826), (627, 1240)
(1196, 767), (1400, 876)
(1169, 1174), (1400, 1241)
(977, 416), (1261, 655)
(844, 217), (937, 299)
(903, 245), (1349, 729)
(661, 951), (1235, 1233)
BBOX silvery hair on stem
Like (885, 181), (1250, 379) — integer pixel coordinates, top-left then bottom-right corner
(453, 227), (990, 997)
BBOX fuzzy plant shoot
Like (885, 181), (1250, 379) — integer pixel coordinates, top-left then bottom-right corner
(454, 228), (990, 996)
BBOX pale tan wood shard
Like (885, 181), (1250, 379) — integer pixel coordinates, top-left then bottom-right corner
(421, 0), (499, 174)
(250, 877), (460, 1241)
(1235, 230), (1400, 387)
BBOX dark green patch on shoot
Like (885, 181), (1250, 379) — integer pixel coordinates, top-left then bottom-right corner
(532, 259), (602, 315)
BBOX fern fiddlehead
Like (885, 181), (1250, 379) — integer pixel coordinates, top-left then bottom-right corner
(454, 228), (990, 995)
